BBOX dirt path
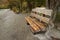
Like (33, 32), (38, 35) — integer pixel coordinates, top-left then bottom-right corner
(0, 9), (39, 40)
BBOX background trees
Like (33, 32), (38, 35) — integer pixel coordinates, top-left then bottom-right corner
(0, 0), (9, 8)
(0, 0), (46, 12)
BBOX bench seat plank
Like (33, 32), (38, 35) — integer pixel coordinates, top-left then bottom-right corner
(25, 17), (41, 32)
(28, 17), (46, 30)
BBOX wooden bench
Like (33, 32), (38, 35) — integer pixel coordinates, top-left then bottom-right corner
(25, 8), (53, 34)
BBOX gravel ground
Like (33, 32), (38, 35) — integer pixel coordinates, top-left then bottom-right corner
(0, 9), (39, 40)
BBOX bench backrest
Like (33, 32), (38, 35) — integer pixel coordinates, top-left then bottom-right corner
(31, 7), (53, 24)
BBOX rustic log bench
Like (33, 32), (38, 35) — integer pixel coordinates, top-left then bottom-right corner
(25, 8), (53, 34)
